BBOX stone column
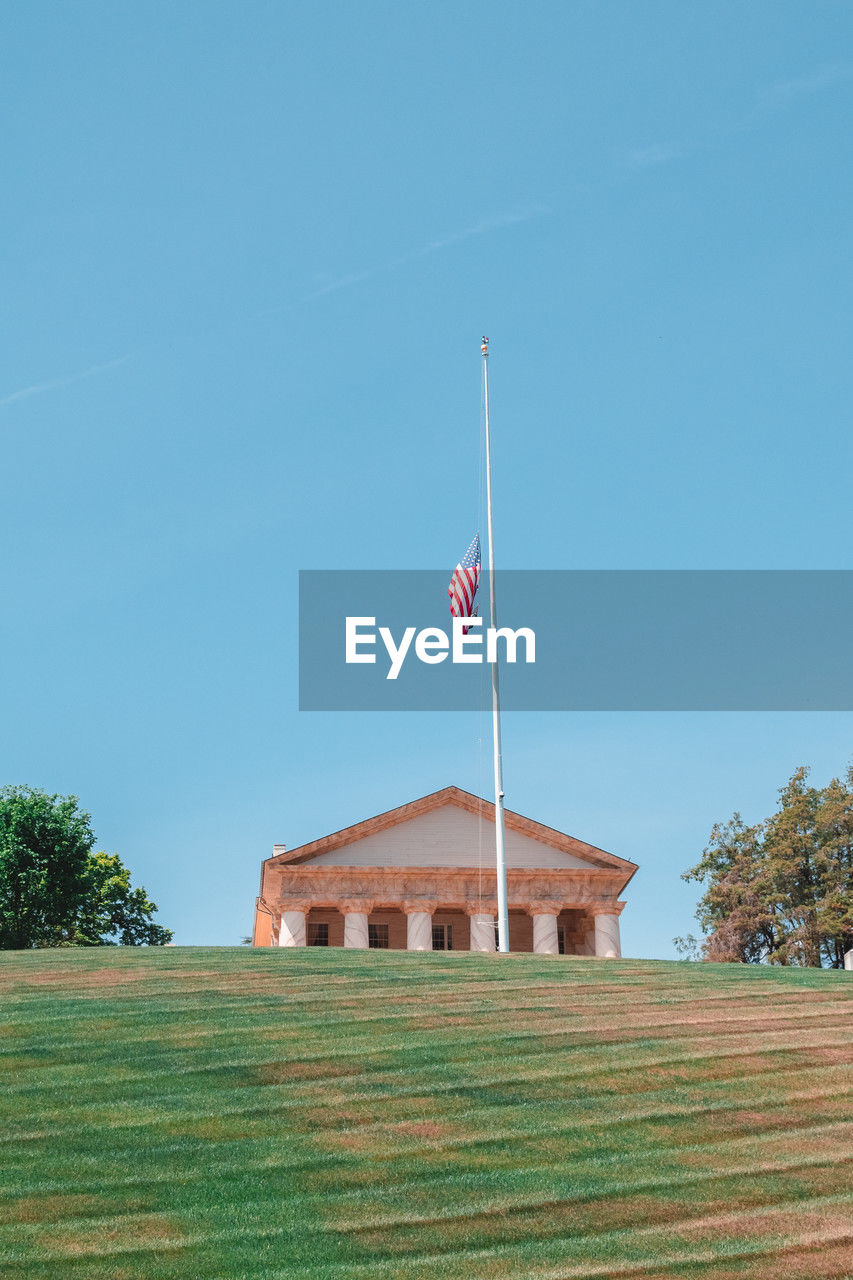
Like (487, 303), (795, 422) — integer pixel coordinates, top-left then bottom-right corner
(593, 908), (622, 958)
(278, 900), (310, 947)
(844, 948), (852, 971)
(402, 900), (437, 951)
(341, 899), (374, 949)
(467, 903), (497, 952)
(530, 901), (563, 955)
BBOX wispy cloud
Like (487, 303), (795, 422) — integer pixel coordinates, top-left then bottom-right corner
(623, 63), (851, 176)
(310, 204), (550, 298)
(0, 355), (130, 409)
(627, 142), (684, 170)
(758, 63), (852, 110)
(416, 205), (551, 256)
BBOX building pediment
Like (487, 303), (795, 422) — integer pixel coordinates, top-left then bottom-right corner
(265, 786), (637, 889)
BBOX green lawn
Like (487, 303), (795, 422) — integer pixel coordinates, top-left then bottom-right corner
(1, 947), (851, 1279)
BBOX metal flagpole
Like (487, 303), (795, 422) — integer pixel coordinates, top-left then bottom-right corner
(481, 336), (509, 953)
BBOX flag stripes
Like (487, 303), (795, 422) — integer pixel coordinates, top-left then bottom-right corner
(448, 534), (481, 625)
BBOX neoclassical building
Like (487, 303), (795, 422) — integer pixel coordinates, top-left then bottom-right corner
(252, 786), (637, 956)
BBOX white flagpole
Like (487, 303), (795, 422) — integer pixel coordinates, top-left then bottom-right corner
(482, 336), (509, 953)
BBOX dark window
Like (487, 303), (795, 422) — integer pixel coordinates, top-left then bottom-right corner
(494, 924), (500, 950)
(432, 924), (453, 951)
(557, 927), (566, 955)
(307, 922), (329, 946)
(368, 923), (389, 949)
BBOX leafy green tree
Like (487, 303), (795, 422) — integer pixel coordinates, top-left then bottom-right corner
(814, 774), (853, 968)
(0, 786), (171, 948)
(682, 766), (853, 967)
(0, 785), (94, 948)
(67, 852), (173, 947)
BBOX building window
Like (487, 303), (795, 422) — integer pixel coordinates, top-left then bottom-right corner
(494, 924), (500, 950)
(432, 924), (453, 951)
(368, 923), (389, 949)
(307, 922), (329, 946)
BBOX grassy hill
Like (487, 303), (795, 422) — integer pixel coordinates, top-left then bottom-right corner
(1, 947), (851, 1280)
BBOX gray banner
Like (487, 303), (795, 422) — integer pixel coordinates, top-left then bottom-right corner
(298, 570), (853, 711)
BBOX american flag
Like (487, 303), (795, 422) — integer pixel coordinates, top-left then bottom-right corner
(448, 534), (481, 627)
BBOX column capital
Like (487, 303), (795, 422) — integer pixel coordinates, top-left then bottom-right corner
(465, 902), (497, 917)
(278, 898), (314, 913)
(589, 901), (626, 918)
(527, 900), (565, 917)
(401, 899), (438, 916)
(339, 899), (375, 916)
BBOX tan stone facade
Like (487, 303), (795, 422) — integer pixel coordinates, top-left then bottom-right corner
(252, 787), (637, 957)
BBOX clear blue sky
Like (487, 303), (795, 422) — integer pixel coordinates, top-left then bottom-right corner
(2, 1), (851, 956)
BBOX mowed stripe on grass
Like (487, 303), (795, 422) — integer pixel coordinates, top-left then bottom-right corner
(0, 947), (850, 1280)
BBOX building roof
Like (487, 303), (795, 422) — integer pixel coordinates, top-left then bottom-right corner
(265, 785), (638, 883)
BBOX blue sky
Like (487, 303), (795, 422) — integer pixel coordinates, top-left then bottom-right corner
(2, 1), (851, 955)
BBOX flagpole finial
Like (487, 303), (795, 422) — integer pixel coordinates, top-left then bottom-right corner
(481, 335), (489, 356)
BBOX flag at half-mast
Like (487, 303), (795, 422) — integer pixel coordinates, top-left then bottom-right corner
(448, 534), (481, 629)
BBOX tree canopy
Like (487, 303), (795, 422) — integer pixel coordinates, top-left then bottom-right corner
(0, 785), (172, 948)
(683, 766), (853, 967)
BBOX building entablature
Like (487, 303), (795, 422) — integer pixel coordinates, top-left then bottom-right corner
(271, 863), (628, 912)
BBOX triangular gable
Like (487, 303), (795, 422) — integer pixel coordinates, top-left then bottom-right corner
(267, 786), (638, 881)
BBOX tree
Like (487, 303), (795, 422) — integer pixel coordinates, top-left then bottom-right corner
(0, 785), (93, 949)
(0, 786), (172, 948)
(682, 766), (853, 967)
(67, 852), (173, 947)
